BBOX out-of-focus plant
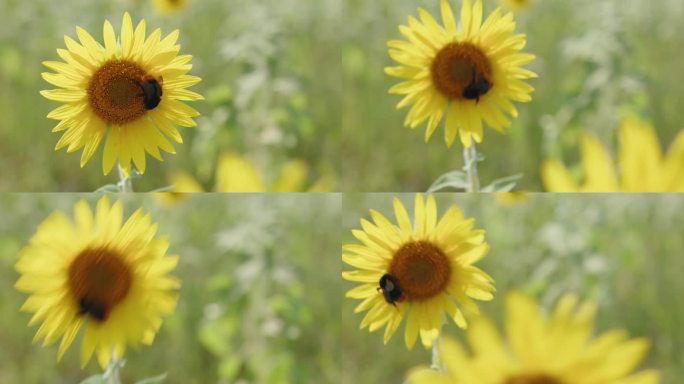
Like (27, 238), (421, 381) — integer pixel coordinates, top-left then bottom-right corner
(190, 1), (338, 192)
(163, 152), (334, 193)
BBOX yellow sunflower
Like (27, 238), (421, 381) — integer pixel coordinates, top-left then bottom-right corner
(386, 0), (536, 148)
(542, 118), (684, 191)
(153, 0), (189, 14)
(342, 194), (494, 349)
(495, 191), (529, 206)
(501, 0), (535, 12)
(408, 291), (659, 384)
(40, 12), (203, 175)
(15, 196), (180, 369)
(161, 152), (334, 194)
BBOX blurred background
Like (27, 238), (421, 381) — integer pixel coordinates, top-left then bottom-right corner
(343, 193), (684, 383)
(0, 0), (341, 191)
(0, 193), (341, 383)
(342, 0), (684, 191)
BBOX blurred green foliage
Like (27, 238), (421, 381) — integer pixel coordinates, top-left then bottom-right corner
(342, 193), (684, 383)
(0, 193), (341, 383)
(0, 0), (340, 191)
(342, 0), (684, 191)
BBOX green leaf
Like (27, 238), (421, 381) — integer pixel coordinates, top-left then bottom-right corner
(79, 375), (104, 384)
(135, 373), (168, 384)
(427, 171), (468, 192)
(480, 174), (524, 192)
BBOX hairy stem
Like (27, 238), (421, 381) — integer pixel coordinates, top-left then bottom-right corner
(431, 334), (442, 370)
(463, 143), (480, 192)
(117, 163), (133, 193)
(104, 354), (122, 384)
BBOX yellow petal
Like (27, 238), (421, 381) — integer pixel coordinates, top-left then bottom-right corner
(40, 89), (86, 102)
(215, 153), (267, 192)
(541, 160), (579, 192)
(121, 12), (134, 59)
(103, 20), (117, 57)
(273, 160), (309, 192)
(581, 133), (619, 191)
(618, 119), (663, 191)
(414, 193), (426, 238)
(440, 0), (457, 39)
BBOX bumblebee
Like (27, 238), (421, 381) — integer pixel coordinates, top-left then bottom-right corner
(135, 75), (163, 110)
(462, 68), (492, 103)
(378, 273), (404, 306)
(79, 297), (107, 321)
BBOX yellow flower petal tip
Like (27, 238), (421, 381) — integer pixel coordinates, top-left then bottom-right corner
(208, 152), (329, 192)
(501, 0), (536, 12)
(154, 0), (189, 14)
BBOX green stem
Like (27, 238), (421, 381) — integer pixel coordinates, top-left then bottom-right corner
(104, 355), (122, 384)
(430, 334), (442, 370)
(463, 143), (480, 192)
(117, 163), (133, 193)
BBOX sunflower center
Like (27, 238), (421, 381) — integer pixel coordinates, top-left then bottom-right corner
(68, 247), (132, 321)
(87, 60), (148, 125)
(503, 374), (563, 384)
(431, 42), (492, 100)
(389, 240), (451, 301)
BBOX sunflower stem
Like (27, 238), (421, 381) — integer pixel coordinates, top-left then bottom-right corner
(107, 366), (121, 384)
(463, 144), (480, 192)
(117, 163), (133, 192)
(430, 334), (442, 371)
(103, 354), (122, 384)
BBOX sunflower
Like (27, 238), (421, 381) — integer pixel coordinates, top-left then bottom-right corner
(542, 118), (684, 191)
(385, 0), (536, 148)
(161, 152), (334, 193)
(494, 191), (529, 206)
(40, 12), (203, 175)
(154, 0), (189, 14)
(342, 194), (494, 349)
(501, 0), (535, 12)
(407, 291), (659, 384)
(154, 170), (203, 206)
(214, 152), (333, 192)
(15, 196), (180, 369)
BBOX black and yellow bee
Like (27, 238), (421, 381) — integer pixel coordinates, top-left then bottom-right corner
(463, 68), (492, 103)
(378, 273), (404, 306)
(135, 75), (163, 110)
(79, 297), (107, 321)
